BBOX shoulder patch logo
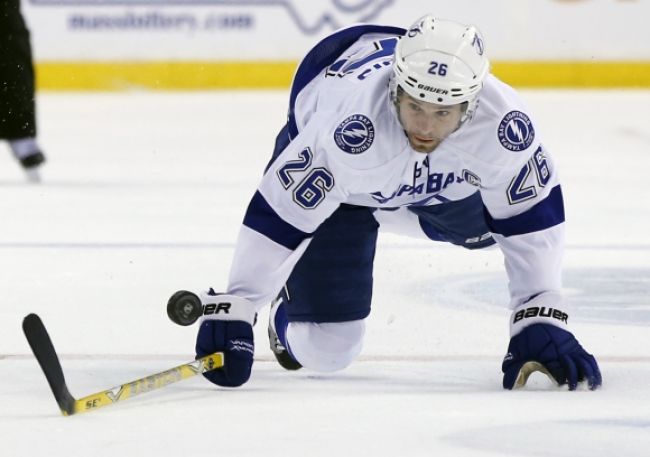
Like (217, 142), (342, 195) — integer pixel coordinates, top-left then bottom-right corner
(498, 111), (535, 151)
(334, 114), (375, 154)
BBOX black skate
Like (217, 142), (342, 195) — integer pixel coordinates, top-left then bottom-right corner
(20, 151), (45, 169)
(268, 295), (302, 371)
(18, 150), (46, 183)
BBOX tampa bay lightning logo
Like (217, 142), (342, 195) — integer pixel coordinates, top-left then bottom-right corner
(498, 111), (535, 151)
(334, 114), (375, 154)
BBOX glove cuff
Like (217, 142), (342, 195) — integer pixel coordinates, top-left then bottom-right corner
(509, 292), (569, 337)
(199, 292), (257, 325)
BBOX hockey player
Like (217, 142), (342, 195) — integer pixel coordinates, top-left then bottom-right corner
(0, 0), (46, 179)
(180, 15), (602, 390)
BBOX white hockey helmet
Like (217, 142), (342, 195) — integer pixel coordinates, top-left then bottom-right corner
(391, 15), (490, 117)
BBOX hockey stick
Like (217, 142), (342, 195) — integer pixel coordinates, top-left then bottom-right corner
(22, 313), (224, 416)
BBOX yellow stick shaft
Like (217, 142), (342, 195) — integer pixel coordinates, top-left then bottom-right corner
(64, 352), (224, 416)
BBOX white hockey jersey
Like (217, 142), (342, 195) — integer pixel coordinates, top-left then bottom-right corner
(226, 25), (565, 312)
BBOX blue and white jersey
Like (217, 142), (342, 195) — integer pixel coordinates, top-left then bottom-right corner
(227, 25), (565, 311)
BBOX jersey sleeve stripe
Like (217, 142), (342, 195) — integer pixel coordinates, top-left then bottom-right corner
(484, 185), (565, 237)
(243, 191), (312, 250)
(287, 24), (406, 139)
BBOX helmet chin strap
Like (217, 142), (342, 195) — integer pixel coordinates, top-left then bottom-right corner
(449, 100), (478, 137)
(460, 97), (480, 125)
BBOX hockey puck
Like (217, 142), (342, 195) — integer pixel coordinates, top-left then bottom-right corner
(167, 290), (203, 326)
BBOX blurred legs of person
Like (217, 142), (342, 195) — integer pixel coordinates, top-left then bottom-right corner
(1, 0), (46, 181)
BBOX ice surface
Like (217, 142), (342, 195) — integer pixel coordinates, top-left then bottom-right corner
(1, 90), (649, 456)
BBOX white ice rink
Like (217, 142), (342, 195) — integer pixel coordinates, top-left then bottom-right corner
(1, 90), (649, 456)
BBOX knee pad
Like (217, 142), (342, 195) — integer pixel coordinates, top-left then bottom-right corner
(286, 320), (365, 372)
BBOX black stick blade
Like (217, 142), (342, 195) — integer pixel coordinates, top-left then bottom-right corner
(22, 314), (76, 415)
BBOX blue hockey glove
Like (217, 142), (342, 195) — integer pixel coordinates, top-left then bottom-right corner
(194, 289), (257, 388)
(502, 296), (602, 391)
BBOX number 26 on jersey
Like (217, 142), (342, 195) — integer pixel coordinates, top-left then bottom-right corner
(276, 147), (335, 209)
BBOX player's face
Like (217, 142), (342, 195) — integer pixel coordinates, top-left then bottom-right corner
(396, 93), (465, 153)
